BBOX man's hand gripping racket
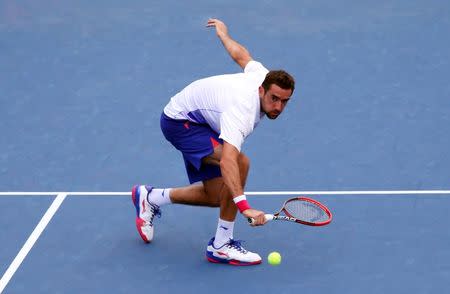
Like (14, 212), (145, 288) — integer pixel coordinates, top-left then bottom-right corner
(243, 208), (267, 226)
(248, 197), (332, 226)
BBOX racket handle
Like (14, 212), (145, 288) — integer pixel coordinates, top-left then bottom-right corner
(247, 214), (274, 225)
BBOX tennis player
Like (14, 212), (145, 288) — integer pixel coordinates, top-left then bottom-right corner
(132, 18), (295, 265)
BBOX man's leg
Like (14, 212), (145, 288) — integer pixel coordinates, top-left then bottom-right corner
(169, 183), (220, 207)
(132, 182), (220, 243)
(203, 153), (249, 244)
(164, 146), (250, 246)
(203, 152), (250, 221)
(166, 145), (248, 206)
(204, 152), (261, 265)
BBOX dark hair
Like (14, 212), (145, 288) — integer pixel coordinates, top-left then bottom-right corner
(261, 70), (295, 94)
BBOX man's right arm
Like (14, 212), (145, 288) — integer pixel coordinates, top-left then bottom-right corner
(206, 18), (253, 70)
(220, 141), (266, 225)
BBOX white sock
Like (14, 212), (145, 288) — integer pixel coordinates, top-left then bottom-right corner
(213, 218), (234, 248)
(147, 188), (172, 207)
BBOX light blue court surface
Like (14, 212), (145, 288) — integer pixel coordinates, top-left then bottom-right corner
(1, 0), (450, 293)
(1, 193), (450, 293)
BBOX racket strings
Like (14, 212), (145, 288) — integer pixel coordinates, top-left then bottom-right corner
(284, 200), (329, 223)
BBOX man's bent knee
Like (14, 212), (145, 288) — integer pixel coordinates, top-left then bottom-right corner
(203, 177), (225, 207)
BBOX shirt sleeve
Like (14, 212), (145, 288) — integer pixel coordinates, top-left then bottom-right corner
(244, 60), (269, 74)
(219, 109), (251, 152)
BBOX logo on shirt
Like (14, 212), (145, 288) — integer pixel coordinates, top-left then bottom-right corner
(238, 128), (246, 138)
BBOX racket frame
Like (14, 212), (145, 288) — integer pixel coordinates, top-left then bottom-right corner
(277, 197), (332, 226)
(249, 196), (332, 226)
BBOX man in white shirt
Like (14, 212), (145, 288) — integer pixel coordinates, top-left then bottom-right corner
(132, 18), (295, 266)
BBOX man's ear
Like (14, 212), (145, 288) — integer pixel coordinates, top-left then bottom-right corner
(258, 86), (264, 97)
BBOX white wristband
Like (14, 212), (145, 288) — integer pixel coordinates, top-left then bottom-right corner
(233, 195), (246, 203)
(233, 195), (251, 213)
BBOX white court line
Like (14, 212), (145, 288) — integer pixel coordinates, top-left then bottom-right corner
(0, 193), (67, 294)
(0, 190), (449, 196)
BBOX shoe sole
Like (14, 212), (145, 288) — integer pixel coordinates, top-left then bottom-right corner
(206, 254), (262, 266)
(132, 185), (150, 243)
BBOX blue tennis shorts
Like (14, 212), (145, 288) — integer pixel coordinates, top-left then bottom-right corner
(160, 112), (223, 184)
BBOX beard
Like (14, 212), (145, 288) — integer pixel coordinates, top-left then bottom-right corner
(266, 112), (279, 119)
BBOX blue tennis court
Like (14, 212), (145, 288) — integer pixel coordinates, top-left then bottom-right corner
(1, 0), (450, 293)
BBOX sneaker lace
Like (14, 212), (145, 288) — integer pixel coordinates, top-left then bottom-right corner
(148, 203), (161, 225)
(226, 239), (248, 253)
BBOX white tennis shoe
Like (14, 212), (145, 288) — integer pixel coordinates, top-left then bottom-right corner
(206, 238), (262, 265)
(131, 185), (161, 243)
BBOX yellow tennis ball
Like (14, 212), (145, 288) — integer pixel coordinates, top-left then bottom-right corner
(267, 251), (281, 265)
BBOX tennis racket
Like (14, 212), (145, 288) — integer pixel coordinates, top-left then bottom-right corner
(248, 197), (332, 226)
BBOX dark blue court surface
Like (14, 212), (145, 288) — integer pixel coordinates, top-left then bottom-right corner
(1, 0), (450, 293)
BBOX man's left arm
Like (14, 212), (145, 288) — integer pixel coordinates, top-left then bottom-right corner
(206, 18), (252, 70)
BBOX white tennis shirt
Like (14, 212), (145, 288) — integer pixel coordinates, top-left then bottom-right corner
(163, 61), (269, 151)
